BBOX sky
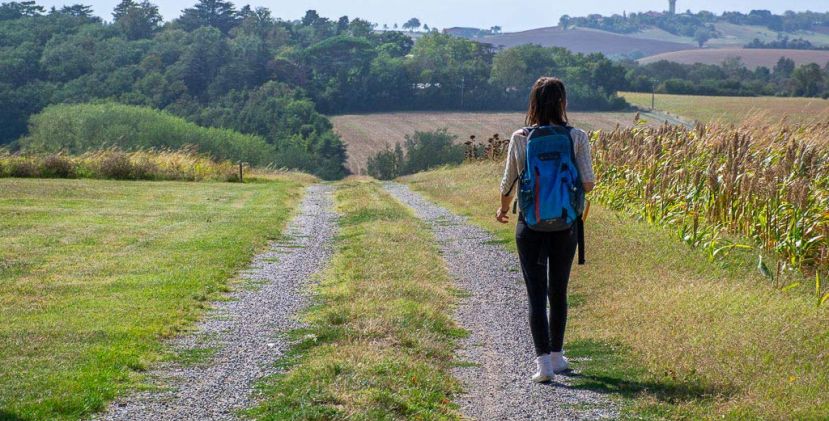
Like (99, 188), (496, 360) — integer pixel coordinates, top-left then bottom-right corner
(34, 0), (829, 32)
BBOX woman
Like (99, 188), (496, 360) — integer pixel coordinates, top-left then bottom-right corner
(496, 77), (595, 383)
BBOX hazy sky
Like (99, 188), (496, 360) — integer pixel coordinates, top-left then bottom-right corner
(35, 0), (829, 32)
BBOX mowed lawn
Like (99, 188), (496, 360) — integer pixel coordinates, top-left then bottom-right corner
(331, 111), (651, 175)
(622, 91), (829, 125)
(402, 162), (829, 419)
(0, 177), (307, 420)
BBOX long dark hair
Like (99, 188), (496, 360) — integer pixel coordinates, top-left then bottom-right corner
(525, 77), (568, 127)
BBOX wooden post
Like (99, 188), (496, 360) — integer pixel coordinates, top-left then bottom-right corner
(239, 162), (243, 183)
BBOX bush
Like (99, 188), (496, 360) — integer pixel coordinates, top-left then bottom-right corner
(366, 129), (463, 180)
(366, 144), (404, 180)
(9, 159), (37, 177)
(41, 154), (76, 178)
(21, 103), (277, 166)
(401, 129), (464, 175)
(97, 151), (134, 179)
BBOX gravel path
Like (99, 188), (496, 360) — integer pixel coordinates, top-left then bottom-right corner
(96, 184), (337, 421)
(384, 182), (617, 421)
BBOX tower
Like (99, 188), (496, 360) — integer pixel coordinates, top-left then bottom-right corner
(669, 0), (677, 15)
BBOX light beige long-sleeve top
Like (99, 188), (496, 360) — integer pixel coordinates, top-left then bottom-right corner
(499, 127), (595, 196)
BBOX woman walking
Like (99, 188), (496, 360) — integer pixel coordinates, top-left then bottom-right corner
(496, 77), (595, 383)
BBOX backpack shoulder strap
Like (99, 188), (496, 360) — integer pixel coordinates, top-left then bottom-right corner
(565, 126), (581, 183)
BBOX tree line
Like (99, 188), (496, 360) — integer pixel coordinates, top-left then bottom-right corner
(562, 10), (829, 48)
(625, 57), (829, 98)
(0, 0), (630, 179)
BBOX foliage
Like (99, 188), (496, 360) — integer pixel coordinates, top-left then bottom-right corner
(112, 0), (161, 40)
(564, 10), (719, 38)
(0, 2), (634, 178)
(591, 121), (829, 289)
(746, 37), (829, 51)
(563, 9), (829, 37)
(366, 143), (404, 180)
(20, 102), (276, 166)
(0, 148), (261, 181)
(623, 57), (829, 98)
(402, 17), (420, 31)
(366, 129), (464, 180)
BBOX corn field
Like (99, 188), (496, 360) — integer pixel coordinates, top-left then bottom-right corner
(591, 121), (829, 304)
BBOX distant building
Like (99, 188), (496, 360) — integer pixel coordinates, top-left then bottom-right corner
(669, 0), (677, 15)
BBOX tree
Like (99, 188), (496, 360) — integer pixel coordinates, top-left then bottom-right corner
(54, 4), (94, 18)
(773, 57), (795, 78)
(423, 24), (429, 32)
(178, 0), (238, 34)
(694, 28), (713, 47)
(237, 6), (272, 36)
(559, 15), (571, 30)
(348, 18), (373, 37)
(0, 1), (45, 20)
(490, 25), (502, 34)
(792, 63), (824, 96)
(402, 17), (421, 32)
(336, 15), (349, 33)
(393, 23), (398, 30)
(301, 9), (319, 26)
(401, 129), (463, 174)
(176, 26), (229, 96)
(366, 144), (403, 179)
(113, 0), (162, 40)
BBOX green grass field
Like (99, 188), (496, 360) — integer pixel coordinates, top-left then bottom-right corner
(0, 177), (307, 420)
(622, 91), (829, 125)
(402, 161), (829, 419)
(251, 179), (463, 419)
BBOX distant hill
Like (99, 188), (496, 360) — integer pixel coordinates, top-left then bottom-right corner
(478, 27), (694, 57)
(639, 48), (829, 69)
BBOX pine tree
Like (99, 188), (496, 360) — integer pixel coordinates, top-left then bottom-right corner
(178, 0), (239, 34)
(113, 0), (162, 40)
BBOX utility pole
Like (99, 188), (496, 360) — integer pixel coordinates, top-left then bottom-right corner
(651, 80), (657, 111)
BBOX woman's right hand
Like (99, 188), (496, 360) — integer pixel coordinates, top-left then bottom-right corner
(496, 207), (510, 224)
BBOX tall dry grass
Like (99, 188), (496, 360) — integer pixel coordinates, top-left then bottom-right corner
(0, 149), (253, 182)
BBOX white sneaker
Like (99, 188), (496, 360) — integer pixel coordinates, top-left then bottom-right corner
(532, 354), (554, 383)
(551, 351), (569, 373)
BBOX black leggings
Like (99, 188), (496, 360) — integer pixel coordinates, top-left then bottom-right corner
(516, 219), (578, 356)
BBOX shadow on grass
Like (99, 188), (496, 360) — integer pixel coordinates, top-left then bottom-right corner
(552, 339), (733, 407)
(0, 410), (31, 421)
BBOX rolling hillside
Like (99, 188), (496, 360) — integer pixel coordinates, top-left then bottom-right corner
(639, 48), (829, 69)
(462, 22), (829, 61)
(625, 22), (829, 48)
(479, 27), (694, 56)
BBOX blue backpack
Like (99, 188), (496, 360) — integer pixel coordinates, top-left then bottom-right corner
(517, 125), (586, 233)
